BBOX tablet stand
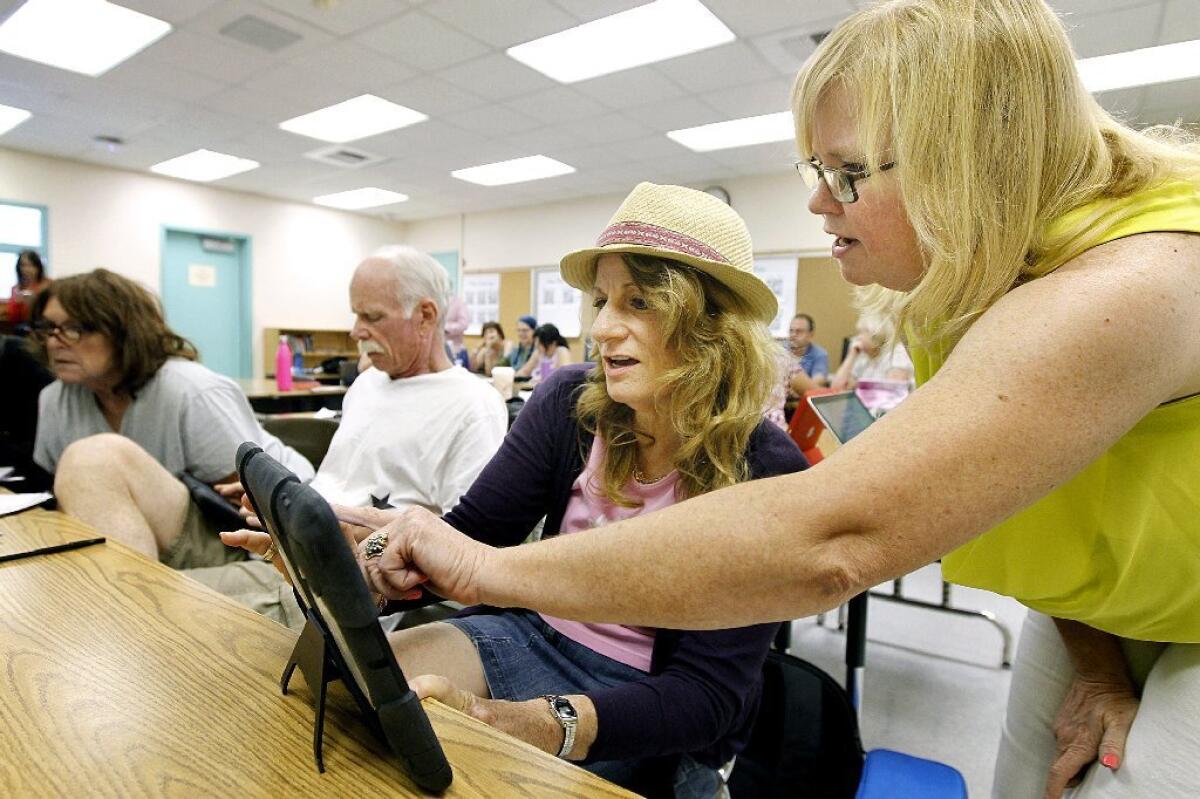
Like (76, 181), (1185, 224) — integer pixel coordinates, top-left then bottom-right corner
(281, 615), (338, 772)
(280, 611), (380, 772)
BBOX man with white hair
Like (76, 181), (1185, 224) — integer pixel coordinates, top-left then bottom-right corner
(53, 247), (507, 626)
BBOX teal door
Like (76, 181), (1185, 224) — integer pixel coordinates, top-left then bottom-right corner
(161, 230), (250, 378)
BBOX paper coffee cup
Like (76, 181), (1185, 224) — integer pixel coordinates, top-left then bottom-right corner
(492, 366), (514, 399)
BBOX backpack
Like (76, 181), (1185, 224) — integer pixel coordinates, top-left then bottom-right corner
(728, 650), (865, 798)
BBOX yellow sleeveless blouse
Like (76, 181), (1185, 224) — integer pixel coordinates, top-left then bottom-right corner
(912, 180), (1200, 642)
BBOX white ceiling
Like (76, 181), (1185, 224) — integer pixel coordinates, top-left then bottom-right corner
(0, 0), (1197, 221)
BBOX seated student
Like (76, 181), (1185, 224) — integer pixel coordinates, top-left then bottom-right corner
(30, 269), (312, 568)
(6, 250), (52, 327)
(194, 247), (508, 627)
(443, 294), (470, 368)
(785, 312), (830, 399)
(829, 312), (914, 391)
(505, 314), (537, 373)
(469, 321), (514, 377)
(235, 183), (807, 796)
(517, 322), (573, 386)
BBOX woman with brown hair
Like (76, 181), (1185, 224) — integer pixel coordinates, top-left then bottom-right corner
(31, 268), (311, 569)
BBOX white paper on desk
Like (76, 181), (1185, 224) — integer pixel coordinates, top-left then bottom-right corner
(0, 466), (14, 480)
(313, 406), (339, 419)
(0, 492), (52, 516)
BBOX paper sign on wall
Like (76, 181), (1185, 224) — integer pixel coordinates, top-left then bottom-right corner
(187, 264), (217, 288)
(752, 256), (798, 338)
(533, 267), (581, 338)
(462, 273), (501, 335)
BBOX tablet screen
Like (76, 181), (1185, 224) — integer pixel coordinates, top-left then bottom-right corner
(808, 391), (876, 445)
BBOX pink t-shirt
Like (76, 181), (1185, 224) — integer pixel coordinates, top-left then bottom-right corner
(539, 438), (680, 672)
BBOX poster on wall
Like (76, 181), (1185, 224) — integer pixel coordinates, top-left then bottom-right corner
(462, 272), (501, 335)
(753, 256), (798, 338)
(533, 267), (582, 338)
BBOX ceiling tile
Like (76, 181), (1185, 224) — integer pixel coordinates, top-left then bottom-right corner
(1138, 76), (1200, 122)
(1046, 0), (1156, 17)
(572, 68), (688, 109)
(256, 0), (410, 35)
(440, 53), (557, 100)
(1063, 1), (1163, 57)
(621, 96), (724, 133)
(1093, 86), (1146, 121)
(135, 29), (278, 85)
(241, 61), (359, 106)
(282, 41), (414, 93)
(185, 0), (337, 60)
(0, 116), (94, 159)
(377, 75), (488, 117)
(655, 41), (782, 94)
(118, 0), (225, 25)
(423, 0), (577, 48)
(356, 11), (491, 71)
(102, 58), (229, 104)
(445, 103), (544, 137)
(703, 0), (856, 37)
(702, 78), (794, 118)
(1158, 0), (1200, 44)
(499, 124), (587, 154)
(550, 0), (645, 23)
(504, 86), (608, 124)
(556, 113), (652, 146)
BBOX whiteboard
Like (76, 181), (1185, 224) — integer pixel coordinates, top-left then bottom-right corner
(752, 256), (798, 338)
(532, 267), (582, 338)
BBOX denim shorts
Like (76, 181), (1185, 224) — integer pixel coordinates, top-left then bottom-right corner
(445, 609), (726, 798)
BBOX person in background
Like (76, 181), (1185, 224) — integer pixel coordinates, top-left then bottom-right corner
(506, 314), (537, 373)
(0, 334), (54, 491)
(31, 269), (314, 568)
(6, 250), (51, 326)
(341, 2), (1200, 797)
(829, 312), (913, 390)
(444, 293), (470, 368)
(518, 323), (573, 386)
(470, 321), (514, 377)
(786, 312), (829, 394)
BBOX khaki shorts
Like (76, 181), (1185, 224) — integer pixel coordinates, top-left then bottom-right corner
(183, 560), (305, 631)
(161, 498), (247, 571)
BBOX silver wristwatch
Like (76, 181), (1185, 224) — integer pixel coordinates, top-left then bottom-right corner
(542, 695), (578, 759)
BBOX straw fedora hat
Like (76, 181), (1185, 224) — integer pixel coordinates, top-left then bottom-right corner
(559, 182), (778, 323)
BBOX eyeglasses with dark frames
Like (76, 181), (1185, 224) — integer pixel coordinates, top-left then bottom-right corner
(793, 157), (895, 204)
(31, 320), (95, 345)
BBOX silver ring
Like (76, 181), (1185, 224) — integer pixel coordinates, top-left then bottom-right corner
(363, 531), (389, 560)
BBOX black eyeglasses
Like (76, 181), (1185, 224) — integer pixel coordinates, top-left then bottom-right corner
(794, 157), (895, 204)
(31, 320), (94, 344)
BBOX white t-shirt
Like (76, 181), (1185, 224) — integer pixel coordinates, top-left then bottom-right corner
(309, 365), (506, 513)
(851, 342), (915, 384)
(34, 358), (314, 482)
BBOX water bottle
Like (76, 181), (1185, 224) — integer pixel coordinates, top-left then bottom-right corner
(275, 336), (293, 391)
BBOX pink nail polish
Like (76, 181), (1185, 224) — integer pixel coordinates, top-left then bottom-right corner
(1101, 754), (1119, 769)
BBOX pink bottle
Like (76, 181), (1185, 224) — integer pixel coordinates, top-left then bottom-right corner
(274, 335), (293, 391)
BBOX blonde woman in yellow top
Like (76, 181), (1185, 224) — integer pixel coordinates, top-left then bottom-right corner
(357, 2), (1200, 796)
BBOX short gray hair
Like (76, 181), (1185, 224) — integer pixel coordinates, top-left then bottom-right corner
(370, 245), (450, 322)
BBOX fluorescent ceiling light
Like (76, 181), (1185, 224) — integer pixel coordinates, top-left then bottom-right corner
(0, 103), (32, 136)
(313, 187), (409, 210)
(0, 0), (171, 77)
(279, 94), (428, 143)
(507, 0), (735, 83)
(451, 155), (575, 186)
(1077, 39), (1200, 93)
(667, 111), (793, 152)
(150, 149), (259, 182)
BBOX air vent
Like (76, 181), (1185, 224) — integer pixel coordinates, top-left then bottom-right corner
(219, 15), (302, 52)
(304, 145), (388, 169)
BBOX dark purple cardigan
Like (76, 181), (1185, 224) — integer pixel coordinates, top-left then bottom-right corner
(442, 363), (808, 768)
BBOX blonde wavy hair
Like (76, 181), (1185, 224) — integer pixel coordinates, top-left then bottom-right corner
(575, 254), (779, 507)
(792, 0), (1200, 347)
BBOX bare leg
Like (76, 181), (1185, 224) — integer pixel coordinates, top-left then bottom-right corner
(54, 433), (190, 560)
(387, 622), (490, 698)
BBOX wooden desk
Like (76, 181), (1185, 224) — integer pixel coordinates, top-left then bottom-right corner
(0, 501), (96, 560)
(0, 509), (635, 798)
(235, 378), (346, 414)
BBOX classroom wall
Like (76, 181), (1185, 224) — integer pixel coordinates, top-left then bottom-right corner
(0, 147), (405, 377)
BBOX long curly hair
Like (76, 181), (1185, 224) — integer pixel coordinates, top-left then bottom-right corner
(31, 269), (198, 396)
(575, 253), (779, 507)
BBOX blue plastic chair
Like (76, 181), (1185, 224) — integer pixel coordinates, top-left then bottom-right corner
(855, 749), (968, 799)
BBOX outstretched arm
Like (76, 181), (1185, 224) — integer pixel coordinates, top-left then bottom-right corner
(369, 234), (1200, 629)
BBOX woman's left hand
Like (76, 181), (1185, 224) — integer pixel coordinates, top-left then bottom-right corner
(1043, 674), (1139, 798)
(410, 674), (565, 756)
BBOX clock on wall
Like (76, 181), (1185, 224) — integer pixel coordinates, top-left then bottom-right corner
(702, 185), (731, 205)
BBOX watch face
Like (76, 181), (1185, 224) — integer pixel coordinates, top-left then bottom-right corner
(550, 696), (578, 720)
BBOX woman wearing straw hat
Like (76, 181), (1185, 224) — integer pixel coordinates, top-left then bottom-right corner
(231, 182), (806, 796)
(356, 1), (1200, 796)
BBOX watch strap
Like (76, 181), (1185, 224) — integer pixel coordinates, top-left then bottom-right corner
(543, 695), (577, 759)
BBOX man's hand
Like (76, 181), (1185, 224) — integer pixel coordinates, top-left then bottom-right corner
(219, 528), (288, 581)
(1043, 674), (1139, 799)
(411, 675), (594, 759)
(356, 506), (491, 605)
